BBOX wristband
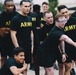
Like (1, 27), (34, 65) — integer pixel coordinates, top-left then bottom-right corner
(62, 53), (66, 55)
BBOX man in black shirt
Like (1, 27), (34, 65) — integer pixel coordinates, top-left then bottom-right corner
(28, 11), (41, 29)
(33, 4), (45, 28)
(57, 5), (76, 75)
(10, 1), (39, 75)
(37, 14), (76, 75)
(41, 2), (49, 25)
(0, 0), (17, 67)
(33, 11), (54, 75)
(38, 11), (54, 42)
(25, 3), (41, 75)
(38, 11), (58, 70)
(0, 47), (27, 75)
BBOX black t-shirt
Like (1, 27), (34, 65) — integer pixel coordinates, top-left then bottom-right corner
(38, 23), (54, 41)
(71, 11), (76, 18)
(28, 12), (41, 27)
(0, 58), (23, 75)
(40, 26), (64, 54)
(10, 13), (32, 48)
(0, 11), (17, 48)
(0, 11), (17, 28)
(39, 12), (45, 25)
(10, 13), (39, 49)
(64, 16), (76, 50)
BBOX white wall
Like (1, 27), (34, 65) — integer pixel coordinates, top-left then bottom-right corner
(32, 0), (48, 5)
(0, 0), (76, 13)
(0, 0), (21, 3)
(58, 0), (76, 8)
(58, 0), (76, 13)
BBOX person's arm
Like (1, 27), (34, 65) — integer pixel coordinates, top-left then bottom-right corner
(59, 41), (66, 62)
(10, 30), (19, 47)
(10, 62), (28, 75)
(60, 41), (65, 54)
(59, 34), (76, 47)
(23, 70), (27, 75)
(0, 27), (10, 37)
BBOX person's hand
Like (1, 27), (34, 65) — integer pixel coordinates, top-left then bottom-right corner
(19, 73), (23, 75)
(75, 42), (76, 47)
(23, 61), (28, 70)
(40, 23), (44, 28)
(0, 27), (10, 37)
(62, 54), (66, 62)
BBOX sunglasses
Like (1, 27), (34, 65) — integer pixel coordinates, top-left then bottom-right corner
(57, 20), (67, 23)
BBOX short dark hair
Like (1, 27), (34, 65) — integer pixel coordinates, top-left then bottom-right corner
(4, 0), (13, 6)
(43, 11), (52, 17)
(33, 4), (40, 12)
(42, 2), (48, 5)
(20, 0), (30, 5)
(55, 13), (64, 21)
(57, 5), (68, 12)
(12, 47), (25, 57)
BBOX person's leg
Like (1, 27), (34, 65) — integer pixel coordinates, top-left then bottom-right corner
(56, 48), (64, 75)
(70, 60), (75, 75)
(71, 60), (76, 75)
(71, 60), (75, 69)
(1, 49), (7, 67)
(74, 61), (76, 73)
(29, 31), (35, 70)
(34, 55), (39, 75)
(58, 63), (64, 75)
(44, 67), (54, 75)
(64, 62), (71, 75)
(29, 51), (35, 70)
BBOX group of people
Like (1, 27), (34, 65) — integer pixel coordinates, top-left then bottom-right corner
(0, 0), (76, 75)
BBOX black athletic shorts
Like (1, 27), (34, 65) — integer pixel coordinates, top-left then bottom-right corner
(0, 34), (14, 57)
(37, 46), (57, 67)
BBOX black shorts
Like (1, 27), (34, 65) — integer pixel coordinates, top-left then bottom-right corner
(65, 44), (76, 61)
(21, 45), (31, 64)
(57, 53), (72, 63)
(37, 46), (57, 67)
(57, 49), (72, 63)
(0, 42), (14, 57)
(0, 35), (14, 57)
(68, 49), (76, 61)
